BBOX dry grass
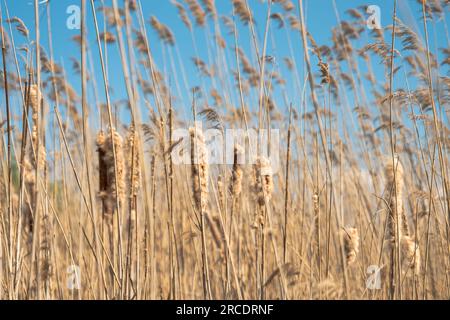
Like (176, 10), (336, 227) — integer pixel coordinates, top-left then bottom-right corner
(0, 0), (449, 300)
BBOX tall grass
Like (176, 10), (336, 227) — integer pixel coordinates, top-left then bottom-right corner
(0, 0), (449, 300)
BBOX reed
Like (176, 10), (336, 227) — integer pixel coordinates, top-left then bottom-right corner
(0, 0), (448, 300)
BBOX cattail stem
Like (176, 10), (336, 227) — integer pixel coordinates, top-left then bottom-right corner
(191, 96), (212, 299)
(283, 104), (293, 264)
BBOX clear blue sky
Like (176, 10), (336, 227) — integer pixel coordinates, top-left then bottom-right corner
(1, 0), (449, 129)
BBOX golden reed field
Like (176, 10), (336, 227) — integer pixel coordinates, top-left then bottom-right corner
(0, 0), (449, 300)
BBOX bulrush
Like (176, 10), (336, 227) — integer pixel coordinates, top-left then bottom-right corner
(126, 126), (141, 198)
(341, 227), (359, 265)
(96, 129), (125, 217)
(253, 156), (273, 207)
(23, 157), (36, 234)
(229, 144), (243, 198)
(401, 235), (421, 276)
(29, 84), (39, 147)
(28, 84), (46, 171)
(190, 127), (209, 213)
(384, 156), (408, 242)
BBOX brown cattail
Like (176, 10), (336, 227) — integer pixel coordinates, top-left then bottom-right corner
(97, 129), (125, 216)
(341, 227), (360, 265)
(217, 174), (224, 211)
(39, 203), (52, 293)
(252, 156), (273, 229)
(97, 131), (108, 200)
(23, 156), (36, 234)
(29, 84), (40, 145)
(401, 235), (421, 276)
(229, 144), (243, 197)
(126, 127), (141, 198)
(190, 127), (209, 213)
(254, 156), (274, 207)
(384, 156), (408, 242)
(30, 84), (39, 114)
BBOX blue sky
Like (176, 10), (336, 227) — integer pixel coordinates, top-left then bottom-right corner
(1, 0), (449, 131)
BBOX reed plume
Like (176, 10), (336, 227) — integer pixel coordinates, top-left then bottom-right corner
(186, 0), (206, 26)
(232, 0), (253, 25)
(149, 16), (175, 46)
(172, 0), (192, 31)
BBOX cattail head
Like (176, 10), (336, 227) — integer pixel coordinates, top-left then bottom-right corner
(384, 155), (404, 195)
(22, 156), (36, 235)
(96, 131), (108, 197)
(401, 235), (421, 276)
(37, 145), (47, 171)
(253, 156), (274, 207)
(341, 227), (360, 265)
(190, 127), (209, 213)
(111, 131), (126, 202)
(230, 144), (244, 197)
(126, 127), (141, 198)
(29, 84), (41, 149)
(384, 156), (406, 241)
(29, 84), (40, 118)
(97, 129), (125, 215)
(217, 174), (224, 210)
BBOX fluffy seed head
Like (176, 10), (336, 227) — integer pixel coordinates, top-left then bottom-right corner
(230, 144), (244, 197)
(190, 127), (209, 213)
(29, 84), (40, 117)
(401, 235), (421, 276)
(253, 156), (273, 207)
(384, 156), (406, 241)
(341, 227), (360, 265)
